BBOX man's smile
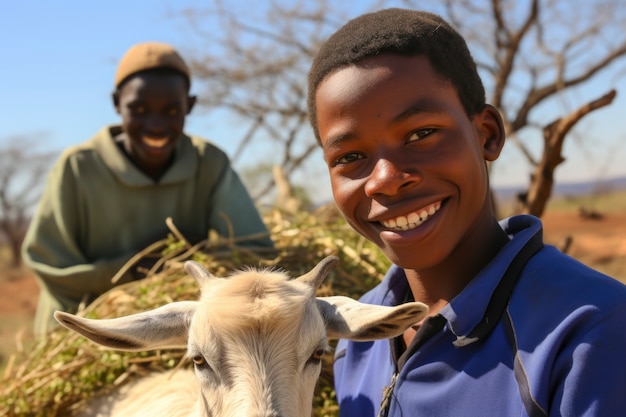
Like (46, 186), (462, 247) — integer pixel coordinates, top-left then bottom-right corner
(379, 201), (442, 231)
(142, 136), (170, 149)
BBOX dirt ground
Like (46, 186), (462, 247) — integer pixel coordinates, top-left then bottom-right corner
(540, 211), (626, 281)
(1, 210), (625, 371)
(0, 263), (39, 371)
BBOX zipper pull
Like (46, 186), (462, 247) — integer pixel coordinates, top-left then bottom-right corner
(377, 372), (398, 417)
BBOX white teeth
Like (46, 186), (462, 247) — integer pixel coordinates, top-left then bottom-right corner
(143, 137), (168, 148)
(396, 216), (408, 227)
(380, 202), (442, 231)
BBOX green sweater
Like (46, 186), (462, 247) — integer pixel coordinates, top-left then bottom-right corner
(22, 126), (273, 335)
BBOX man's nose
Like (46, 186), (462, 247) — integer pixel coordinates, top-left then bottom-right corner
(364, 157), (421, 197)
(144, 113), (168, 134)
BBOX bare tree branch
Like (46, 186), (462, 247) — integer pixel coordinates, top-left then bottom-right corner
(175, 0), (626, 215)
(0, 136), (56, 266)
(523, 90), (617, 216)
(490, 0), (539, 110)
(512, 42), (626, 132)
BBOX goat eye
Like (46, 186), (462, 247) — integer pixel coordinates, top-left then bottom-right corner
(310, 348), (325, 362)
(190, 354), (215, 377)
(192, 355), (205, 366)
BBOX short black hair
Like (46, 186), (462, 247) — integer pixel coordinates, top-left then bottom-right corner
(307, 8), (486, 143)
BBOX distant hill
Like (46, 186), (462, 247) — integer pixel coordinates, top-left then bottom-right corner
(493, 175), (626, 202)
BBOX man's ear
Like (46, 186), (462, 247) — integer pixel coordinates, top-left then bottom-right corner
(476, 104), (505, 162)
(112, 90), (121, 114)
(186, 95), (197, 115)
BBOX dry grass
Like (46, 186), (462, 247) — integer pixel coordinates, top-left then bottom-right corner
(0, 205), (388, 417)
(3, 196), (624, 416)
(546, 188), (626, 214)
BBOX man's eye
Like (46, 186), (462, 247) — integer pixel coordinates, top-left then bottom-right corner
(167, 108), (180, 117)
(333, 152), (363, 166)
(131, 105), (145, 115)
(407, 128), (435, 142)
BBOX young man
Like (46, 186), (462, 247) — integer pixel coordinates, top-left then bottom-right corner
(307, 9), (626, 417)
(23, 42), (274, 336)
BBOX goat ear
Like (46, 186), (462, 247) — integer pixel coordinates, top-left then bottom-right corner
(316, 296), (429, 341)
(296, 256), (339, 289)
(185, 260), (218, 285)
(53, 301), (197, 351)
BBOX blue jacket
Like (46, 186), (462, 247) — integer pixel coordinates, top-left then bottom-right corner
(334, 215), (626, 416)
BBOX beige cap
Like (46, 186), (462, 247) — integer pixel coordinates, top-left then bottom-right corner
(114, 42), (190, 87)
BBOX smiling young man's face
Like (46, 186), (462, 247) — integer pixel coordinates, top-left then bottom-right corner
(113, 71), (196, 180)
(315, 54), (505, 271)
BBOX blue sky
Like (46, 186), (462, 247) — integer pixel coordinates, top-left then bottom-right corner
(2, 0), (626, 199)
(0, 1), (203, 151)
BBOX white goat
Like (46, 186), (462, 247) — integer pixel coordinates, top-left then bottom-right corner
(55, 256), (428, 417)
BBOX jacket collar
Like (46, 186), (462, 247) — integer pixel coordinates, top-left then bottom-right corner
(380, 215), (544, 347)
(93, 125), (197, 186)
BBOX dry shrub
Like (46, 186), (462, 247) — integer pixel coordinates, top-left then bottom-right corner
(1, 205), (389, 417)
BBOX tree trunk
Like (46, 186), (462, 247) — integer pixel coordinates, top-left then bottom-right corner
(10, 236), (22, 268)
(523, 90), (617, 217)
